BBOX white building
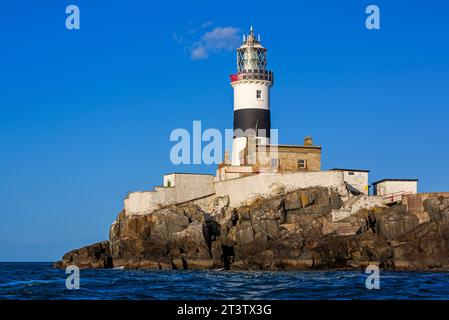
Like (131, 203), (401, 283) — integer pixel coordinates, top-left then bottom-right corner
(372, 179), (418, 198)
(331, 169), (370, 195)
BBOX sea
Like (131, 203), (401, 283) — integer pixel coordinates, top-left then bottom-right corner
(1, 262), (449, 300)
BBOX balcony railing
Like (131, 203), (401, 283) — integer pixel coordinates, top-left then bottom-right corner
(230, 70), (274, 83)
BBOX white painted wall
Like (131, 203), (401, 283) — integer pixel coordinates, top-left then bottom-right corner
(233, 82), (270, 110)
(374, 180), (418, 196)
(340, 170), (369, 195)
(231, 137), (247, 166)
(124, 174), (215, 215)
(215, 171), (347, 207)
(163, 174), (176, 187)
(124, 191), (163, 215)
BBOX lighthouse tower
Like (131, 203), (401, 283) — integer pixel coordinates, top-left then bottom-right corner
(230, 26), (274, 166)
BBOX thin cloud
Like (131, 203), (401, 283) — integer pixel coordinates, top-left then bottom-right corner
(190, 26), (240, 60)
(173, 23), (240, 60)
(201, 21), (214, 28)
(191, 45), (209, 60)
(172, 33), (184, 44)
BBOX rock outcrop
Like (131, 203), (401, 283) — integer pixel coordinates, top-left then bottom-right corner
(54, 240), (112, 269)
(55, 188), (449, 271)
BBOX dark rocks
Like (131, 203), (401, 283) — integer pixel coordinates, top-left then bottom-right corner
(424, 196), (449, 222)
(108, 205), (218, 270)
(56, 187), (449, 272)
(376, 205), (420, 240)
(284, 188), (341, 212)
(53, 241), (112, 269)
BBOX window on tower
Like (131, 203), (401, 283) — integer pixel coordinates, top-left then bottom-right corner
(256, 90), (262, 100)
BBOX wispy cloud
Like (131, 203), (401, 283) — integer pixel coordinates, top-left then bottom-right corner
(201, 21), (214, 29)
(191, 45), (209, 60)
(174, 23), (241, 60)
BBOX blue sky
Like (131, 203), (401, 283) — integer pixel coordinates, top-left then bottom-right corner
(1, 0), (448, 261)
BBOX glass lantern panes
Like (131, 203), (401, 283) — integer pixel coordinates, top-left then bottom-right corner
(237, 47), (267, 73)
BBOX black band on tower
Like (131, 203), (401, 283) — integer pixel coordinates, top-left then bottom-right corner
(233, 109), (270, 138)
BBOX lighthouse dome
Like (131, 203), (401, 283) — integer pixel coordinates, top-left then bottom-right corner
(237, 26), (267, 72)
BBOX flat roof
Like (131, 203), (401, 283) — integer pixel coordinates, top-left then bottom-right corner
(164, 172), (214, 176)
(257, 144), (321, 149)
(372, 178), (419, 185)
(331, 168), (370, 173)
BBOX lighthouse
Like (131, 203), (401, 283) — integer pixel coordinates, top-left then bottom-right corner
(230, 26), (274, 166)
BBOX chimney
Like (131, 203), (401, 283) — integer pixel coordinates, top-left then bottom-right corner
(304, 136), (313, 146)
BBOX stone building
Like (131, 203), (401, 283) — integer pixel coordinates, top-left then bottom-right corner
(250, 136), (321, 173)
(215, 136), (321, 181)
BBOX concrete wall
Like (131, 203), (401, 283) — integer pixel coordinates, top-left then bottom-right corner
(232, 137), (247, 166)
(124, 173), (215, 215)
(374, 180), (418, 196)
(125, 170), (352, 214)
(124, 191), (160, 215)
(214, 171), (346, 207)
(333, 170), (369, 195)
(343, 171), (368, 195)
(163, 174), (176, 187)
(215, 165), (254, 182)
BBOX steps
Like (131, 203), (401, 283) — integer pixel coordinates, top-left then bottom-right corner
(331, 195), (384, 222)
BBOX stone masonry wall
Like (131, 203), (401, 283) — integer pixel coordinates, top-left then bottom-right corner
(214, 171), (347, 207)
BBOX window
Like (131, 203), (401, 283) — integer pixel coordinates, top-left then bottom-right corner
(256, 90), (262, 100)
(298, 159), (306, 169)
(348, 172), (355, 176)
(271, 158), (279, 169)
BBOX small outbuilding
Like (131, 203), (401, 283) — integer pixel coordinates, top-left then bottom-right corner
(372, 179), (418, 197)
(330, 168), (370, 195)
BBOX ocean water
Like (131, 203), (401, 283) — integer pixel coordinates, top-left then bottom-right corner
(1, 263), (449, 300)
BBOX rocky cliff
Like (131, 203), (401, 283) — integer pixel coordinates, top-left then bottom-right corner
(53, 240), (112, 269)
(55, 187), (449, 271)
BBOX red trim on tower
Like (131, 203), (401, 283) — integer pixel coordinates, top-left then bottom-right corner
(230, 74), (239, 82)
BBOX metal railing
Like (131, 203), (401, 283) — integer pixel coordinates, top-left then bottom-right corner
(382, 191), (413, 204)
(230, 70), (274, 83)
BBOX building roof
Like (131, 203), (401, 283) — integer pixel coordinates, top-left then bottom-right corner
(372, 178), (419, 185)
(331, 168), (370, 173)
(164, 172), (214, 176)
(257, 144), (321, 149)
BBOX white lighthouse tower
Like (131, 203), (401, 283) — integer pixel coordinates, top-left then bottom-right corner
(230, 26), (274, 166)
